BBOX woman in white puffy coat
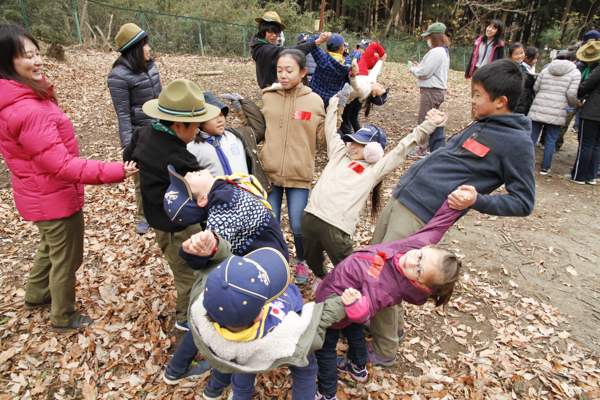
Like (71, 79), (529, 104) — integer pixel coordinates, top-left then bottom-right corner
(528, 58), (581, 175)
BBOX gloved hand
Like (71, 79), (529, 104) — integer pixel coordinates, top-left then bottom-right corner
(219, 93), (243, 111)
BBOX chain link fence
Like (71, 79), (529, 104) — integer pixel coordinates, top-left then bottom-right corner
(2, 0), (553, 72)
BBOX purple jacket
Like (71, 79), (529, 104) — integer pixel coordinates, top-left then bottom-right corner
(315, 201), (460, 329)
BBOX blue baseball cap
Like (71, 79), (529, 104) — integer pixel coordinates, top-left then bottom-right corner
(371, 88), (391, 106)
(203, 248), (290, 327)
(327, 33), (345, 47)
(163, 165), (204, 226)
(203, 91), (229, 117)
(343, 125), (387, 150)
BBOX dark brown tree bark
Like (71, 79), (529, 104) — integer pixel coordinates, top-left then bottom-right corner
(383, 0), (404, 37)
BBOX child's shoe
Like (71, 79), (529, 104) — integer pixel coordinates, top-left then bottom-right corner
(540, 168), (550, 175)
(203, 377), (228, 399)
(175, 321), (190, 331)
(136, 221), (150, 235)
(315, 392), (337, 400)
(337, 357), (368, 382)
(294, 261), (309, 285)
(163, 361), (211, 385)
(366, 342), (396, 367)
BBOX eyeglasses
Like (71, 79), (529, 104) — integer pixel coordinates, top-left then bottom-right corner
(413, 249), (425, 284)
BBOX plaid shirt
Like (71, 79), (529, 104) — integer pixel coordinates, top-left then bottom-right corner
(308, 37), (352, 102)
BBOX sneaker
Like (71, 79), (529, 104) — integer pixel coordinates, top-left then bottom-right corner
(337, 357), (368, 382)
(540, 168), (550, 175)
(203, 377), (228, 400)
(136, 221), (150, 235)
(294, 261), (309, 285)
(311, 276), (323, 292)
(23, 298), (52, 310)
(163, 361), (211, 385)
(50, 315), (93, 333)
(409, 149), (428, 159)
(586, 179), (597, 185)
(315, 392), (337, 400)
(564, 173), (585, 185)
(175, 321), (190, 331)
(366, 342), (396, 367)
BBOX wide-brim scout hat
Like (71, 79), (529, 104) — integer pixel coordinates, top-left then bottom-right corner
(422, 22), (446, 37)
(577, 41), (600, 63)
(142, 79), (221, 123)
(255, 11), (286, 31)
(203, 248), (290, 327)
(163, 165), (204, 226)
(115, 23), (150, 52)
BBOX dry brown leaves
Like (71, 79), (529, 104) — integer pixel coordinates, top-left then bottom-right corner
(0, 47), (598, 399)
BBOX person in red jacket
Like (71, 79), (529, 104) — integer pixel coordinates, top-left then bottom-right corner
(357, 41), (387, 76)
(0, 23), (137, 333)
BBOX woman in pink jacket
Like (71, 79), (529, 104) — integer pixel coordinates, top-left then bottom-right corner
(0, 24), (137, 333)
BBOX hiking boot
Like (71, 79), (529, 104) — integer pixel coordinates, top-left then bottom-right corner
(23, 298), (52, 310)
(203, 377), (228, 399)
(294, 261), (309, 285)
(175, 321), (190, 331)
(564, 173), (585, 185)
(136, 221), (150, 235)
(409, 149), (428, 159)
(337, 357), (368, 382)
(50, 315), (93, 333)
(315, 392), (337, 400)
(366, 342), (396, 367)
(163, 361), (211, 385)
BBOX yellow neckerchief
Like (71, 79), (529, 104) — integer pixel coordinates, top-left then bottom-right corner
(328, 51), (344, 64)
(213, 304), (270, 342)
(215, 173), (274, 216)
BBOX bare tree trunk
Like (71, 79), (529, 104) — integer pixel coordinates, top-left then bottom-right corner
(414, 0), (421, 32)
(335, 0), (340, 18)
(383, 0), (403, 36)
(584, 0), (599, 28)
(309, 0), (313, 13)
(560, 0), (573, 32)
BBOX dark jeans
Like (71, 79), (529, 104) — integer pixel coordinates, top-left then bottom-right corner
(169, 331), (204, 374)
(339, 98), (362, 136)
(531, 121), (560, 170)
(268, 185), (309, 261)
(571, 118), (600, 181)
(315, 323), (367, 397)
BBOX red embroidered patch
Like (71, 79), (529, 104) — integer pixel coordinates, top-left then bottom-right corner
(348, 162), (365, 175)
(366, 252), (386, 279)
(462, 138), (490, 157)
(293, 111), (312, 121)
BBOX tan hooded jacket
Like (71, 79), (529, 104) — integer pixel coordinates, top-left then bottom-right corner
(260, 83), (326, 189)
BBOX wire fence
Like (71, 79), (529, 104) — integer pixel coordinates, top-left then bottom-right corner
(2, 0), (553, 72)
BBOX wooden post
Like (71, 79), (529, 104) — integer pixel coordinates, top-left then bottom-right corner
(319, 0), (326, 31)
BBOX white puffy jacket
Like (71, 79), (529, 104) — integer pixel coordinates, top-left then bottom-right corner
(528, 60), (581, 126)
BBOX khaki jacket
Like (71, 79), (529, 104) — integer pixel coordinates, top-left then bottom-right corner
(260, 84), (326, 189)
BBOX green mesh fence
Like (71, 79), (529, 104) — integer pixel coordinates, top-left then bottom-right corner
(3, 0), (553, 72)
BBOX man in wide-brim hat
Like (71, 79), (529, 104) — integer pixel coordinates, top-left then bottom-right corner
(123, 79), (220, 334)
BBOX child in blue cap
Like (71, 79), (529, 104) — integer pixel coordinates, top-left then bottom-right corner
(300, 97), (448, 285)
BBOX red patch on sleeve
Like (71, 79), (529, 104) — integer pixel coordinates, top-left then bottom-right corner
(348, 162), (365, 175)
(366, 252), (386, 279)
(462, 138), (490, 157)
(293, 111), (312, 121)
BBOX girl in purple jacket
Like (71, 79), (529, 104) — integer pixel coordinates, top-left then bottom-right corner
(314, 193), (467, 400)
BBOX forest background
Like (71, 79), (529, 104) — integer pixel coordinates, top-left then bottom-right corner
(1, 0), (599, 72)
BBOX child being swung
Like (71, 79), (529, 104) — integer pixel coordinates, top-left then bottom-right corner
(313, 194), (468, 400)
(302, 96), (448, 282)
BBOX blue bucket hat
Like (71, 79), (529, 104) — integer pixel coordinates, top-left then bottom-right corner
(371, 88), (391, 106)
(327, 33), (345, 47)
(203, 248), (290, 327)
(343, 125), (386, 150)
(203, 91), (229, 118)
(163, 165), (205, 226)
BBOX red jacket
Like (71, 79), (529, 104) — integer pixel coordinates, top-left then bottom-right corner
(0, 79), (124, 222)
(357, 42), (386, 76)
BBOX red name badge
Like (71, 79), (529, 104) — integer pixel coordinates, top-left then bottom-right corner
(348, 162), (365, 175)
(462, 138), (490, 157)
(367, 252), (386, 279)
(294, 111), (312, 121)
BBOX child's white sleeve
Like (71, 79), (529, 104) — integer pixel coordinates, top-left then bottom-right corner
(368, 60), (383, 82)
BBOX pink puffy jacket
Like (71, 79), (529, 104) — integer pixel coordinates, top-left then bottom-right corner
(0, 79), (125, 222)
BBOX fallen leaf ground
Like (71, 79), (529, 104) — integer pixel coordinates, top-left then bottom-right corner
(0, 47), (598, 400)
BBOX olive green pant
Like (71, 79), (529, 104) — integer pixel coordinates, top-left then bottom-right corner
(133, 173), (146, 222)
(154, 224), (202, 323)
(370, 198), (426, 358)
(301, 212), (355, 278)
(25, 210), (84, 327)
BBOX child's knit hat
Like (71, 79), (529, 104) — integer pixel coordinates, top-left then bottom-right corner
(343, 126), (387, 163)
(203, 248), (290, 327)
(164, 165), (204, 226)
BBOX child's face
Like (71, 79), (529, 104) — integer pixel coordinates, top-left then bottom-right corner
(510, 47), (525, 64)
(277, 55), (307, 89)
(185, 169), (215, 203)
(398, 247), (443, 290)
(201, 113), (226, 136)
(347, 141), (365, 160)
(265, 30), (279, 44)
(370, 82), (386, 97)
(486, 24), (498, 40)
(472, 83), (506, 118)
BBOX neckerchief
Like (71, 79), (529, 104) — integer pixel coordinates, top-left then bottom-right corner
(328, 51), (344, 64)
(152, 122), (178, 137)
(204, 135), (233, 175)
(582, 60), (599, 82)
